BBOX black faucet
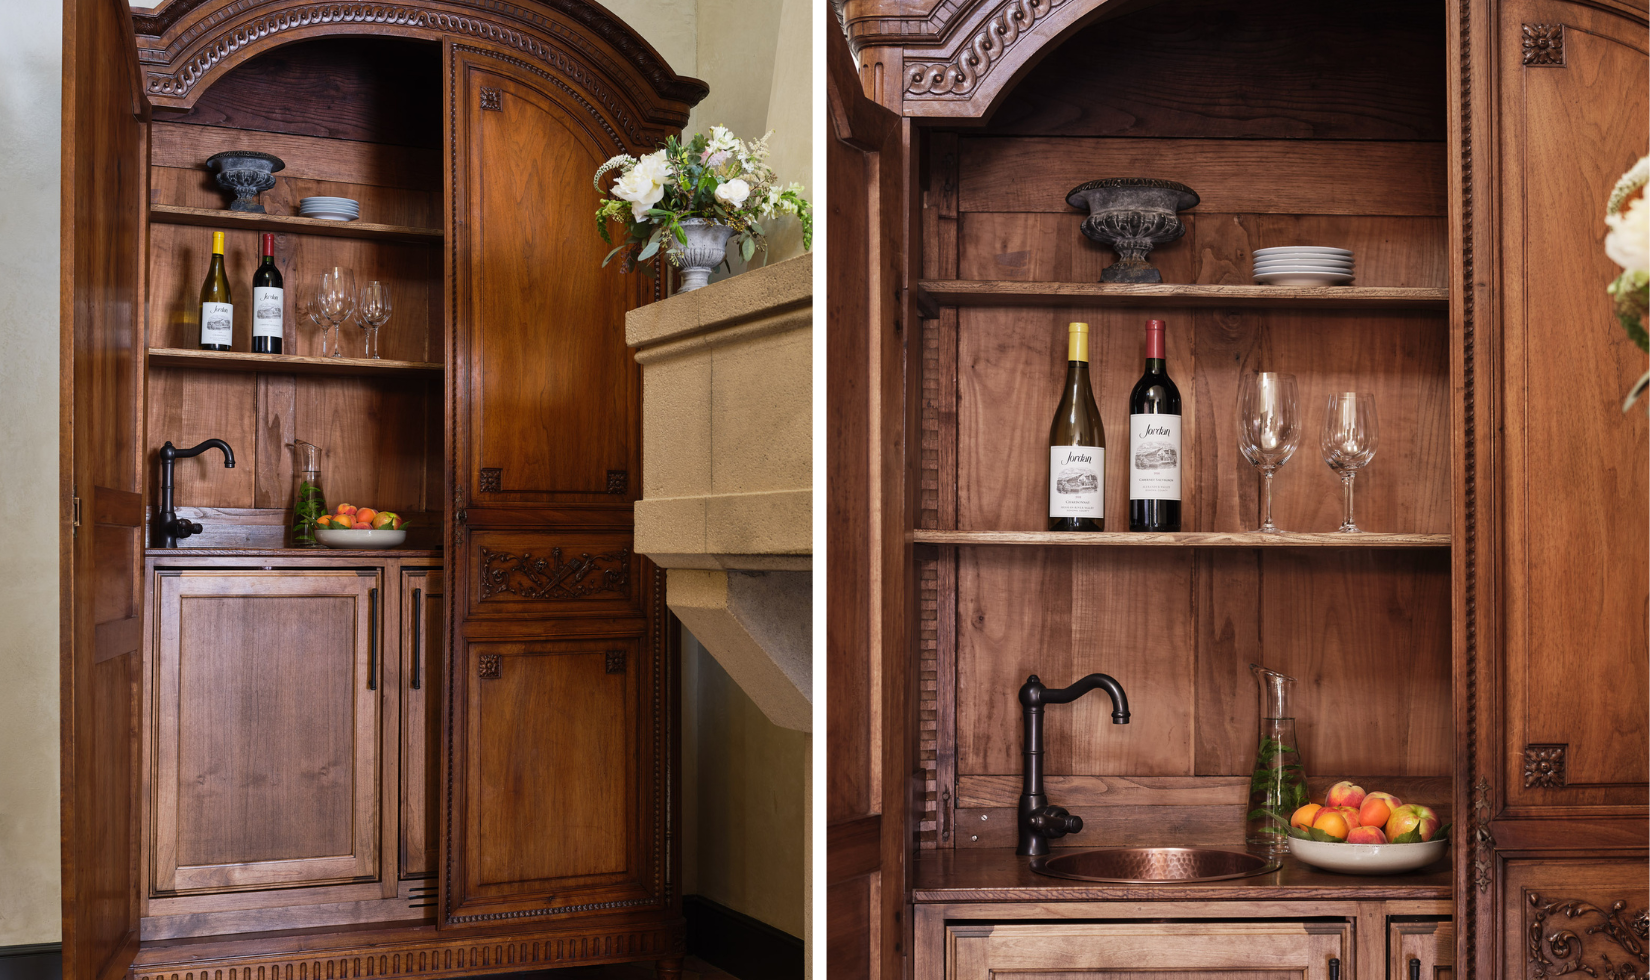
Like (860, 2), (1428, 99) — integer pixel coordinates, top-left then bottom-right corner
(157, 439), (235, 547)
(1017, 672), (1130, 856)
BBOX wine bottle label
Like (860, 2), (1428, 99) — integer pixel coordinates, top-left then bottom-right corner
(1049, 446), (1104, 519)
(252, 286), (283, 339)
(1129, 413), (1182, 501)
(199, 301), (233, 346)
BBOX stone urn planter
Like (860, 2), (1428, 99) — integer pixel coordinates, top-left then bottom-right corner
(1066, 177), (1200, 283)
(670, 217), (736, 292)
(205, 151), (285, 213)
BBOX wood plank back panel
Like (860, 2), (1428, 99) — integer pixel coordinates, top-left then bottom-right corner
(1496, 0), (1650, 807)
(150, 123), (441, 190)
(62, 1), (147, 975)
(986, 0), (1446, 140)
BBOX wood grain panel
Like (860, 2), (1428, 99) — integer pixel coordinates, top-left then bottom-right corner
(151, 123), (441, 190)
(293, 375), (436, 516)
(948, 921), (1349, 979)
(146, 368), (258, 509)
(985, 0), (1446, 140)
(400, 568), (443, 880)
(958, 139), (1447, 216)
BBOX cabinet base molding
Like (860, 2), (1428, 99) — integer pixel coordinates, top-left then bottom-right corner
(129, 922), (684, 980)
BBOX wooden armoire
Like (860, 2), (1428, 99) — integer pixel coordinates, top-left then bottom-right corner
(59, 2), (705, 979)
(827, 1), (1648, 979)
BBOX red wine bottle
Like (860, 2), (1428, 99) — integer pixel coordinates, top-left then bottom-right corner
(251, 232), (283, 354)
(1128, 319), (1182, 531)
(1048, 321), (1106, 531)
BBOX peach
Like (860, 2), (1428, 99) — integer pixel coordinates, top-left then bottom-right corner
(1358, 792), (1403, 829)
(1290, 803), (1323, 830)
(336, 503), (357, 516)
(313, 515), (333, 528)
(1311, 807), (1354, 840)
(1385, 804), (1440, 842)
(352, 521), (371, 529)
(1346, 825), (1388, 845)
(372, 511), (397, 529)
(1324, 780), (1367, 809)
(390, 515), (404, 529)
(356, 508), (378, 525)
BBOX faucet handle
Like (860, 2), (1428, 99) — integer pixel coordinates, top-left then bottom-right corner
(1028, 804), (1083, 841)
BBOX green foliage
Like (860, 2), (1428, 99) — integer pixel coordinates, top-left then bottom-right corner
(291, 479), (327, 543)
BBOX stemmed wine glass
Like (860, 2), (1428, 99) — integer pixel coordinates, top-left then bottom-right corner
(317, 267), (356, 359)
(357, 280), (392, 359)
(302, 291), (332, 356)
(1237, 372), (1302, 534)
(1320, 392), (1379, 533)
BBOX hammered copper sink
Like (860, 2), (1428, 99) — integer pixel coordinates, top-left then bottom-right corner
(1030, 847), (1280, 883)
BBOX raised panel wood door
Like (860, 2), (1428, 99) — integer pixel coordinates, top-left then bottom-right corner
(946, 922), (1351, 980)
(444, 44), (668, 929)
(150, 570), (381, 896)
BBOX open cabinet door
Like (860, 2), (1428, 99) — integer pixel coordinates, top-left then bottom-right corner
(59, 0), (148, 978)
(440, 39), (676, 936)
(825, 13), (919, 980)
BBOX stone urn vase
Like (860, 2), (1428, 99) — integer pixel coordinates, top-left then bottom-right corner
(670, 217), (736, 292)
(1066, 178), (1200, 283)
(206, 151), (286, 213)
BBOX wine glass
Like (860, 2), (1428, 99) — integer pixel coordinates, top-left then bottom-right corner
(1320, 392), (1379, 533)
(302, 289), (332, 356)
(357, 280), (392, 359)
(317, 267), (356, 359)
(1237, 372), (1302, 534)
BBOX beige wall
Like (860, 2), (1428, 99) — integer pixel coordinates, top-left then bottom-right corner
(0, 0), (64, 947)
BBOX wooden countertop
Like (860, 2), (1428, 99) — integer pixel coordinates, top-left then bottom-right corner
(913, 846), (1452, 903)
(147, 548), (442, 560)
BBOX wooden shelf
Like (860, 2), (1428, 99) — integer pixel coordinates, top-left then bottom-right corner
(911, 529), (1450, 548)
(149, 204), (442, 244)
(916, 280), (1450, 310)
(148, 347), (442, 377)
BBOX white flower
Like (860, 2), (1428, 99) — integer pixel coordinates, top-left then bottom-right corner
(632, 149), (672, 184)
(1606, 194), (1650, 273)
(707, 125), (739, 153)
(715, 177), (751, 208)
(611, 150), (673, 221)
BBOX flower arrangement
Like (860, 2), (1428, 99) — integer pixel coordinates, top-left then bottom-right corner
(1605, 156), (1649, 408)
(594, 126), (812, 274)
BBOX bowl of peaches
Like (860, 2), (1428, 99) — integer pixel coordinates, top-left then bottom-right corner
(1284, 780), (1449, 875)
(312, 503), (410, 550)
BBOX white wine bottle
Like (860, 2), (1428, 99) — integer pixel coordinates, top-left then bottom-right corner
(198, 230), (233, 351)
(1048, 321), (1106, 531)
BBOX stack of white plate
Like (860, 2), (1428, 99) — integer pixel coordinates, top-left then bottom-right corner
(298, 196), (360, 221)
(1252, 246), (1353, 286)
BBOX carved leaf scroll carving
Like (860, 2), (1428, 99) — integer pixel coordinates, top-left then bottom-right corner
(906, 0), (1065, 98)
(1529, 893), (1650, 980)
(1523, 24), (1565, 66)
(478, 546), (631, 600)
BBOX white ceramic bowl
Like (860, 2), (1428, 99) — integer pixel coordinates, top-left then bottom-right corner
(1254, 271), (1355, 285)
(314, 528), (407, 550)
(1289, 836), (1448, 875)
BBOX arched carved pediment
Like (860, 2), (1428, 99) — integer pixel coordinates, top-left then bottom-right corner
(835, 0), (1146, 120)
(132, 0), (706, 146)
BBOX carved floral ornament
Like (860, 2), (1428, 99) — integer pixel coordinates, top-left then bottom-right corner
(906, 0), (1067, 97)
(1528, 893), (1649, 980)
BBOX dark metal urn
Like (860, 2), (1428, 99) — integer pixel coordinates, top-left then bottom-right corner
(206, 151), (286, 213)
(1066, 178), (1200, 283)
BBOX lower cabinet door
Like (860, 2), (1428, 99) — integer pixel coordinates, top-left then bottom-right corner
(399, 568), (443, 880)
(947, 922), (1350, 980)
(1390, 920), (1453, 980)
(151, 569), (382, 895)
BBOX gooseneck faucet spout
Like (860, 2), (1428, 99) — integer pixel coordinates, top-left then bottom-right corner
(1017, 672), (1131, 856)
(157, 439), (236, 547)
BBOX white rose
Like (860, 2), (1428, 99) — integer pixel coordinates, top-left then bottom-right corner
(632, 149), (673, 185)
(613, 169), (665, 221)
(1606, 195), (1650, 273)
(715, 177), (751, 208)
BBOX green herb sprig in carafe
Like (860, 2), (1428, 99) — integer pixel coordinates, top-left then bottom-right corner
(292, 440), (328, 547)
(1245, 663), (1308, 855)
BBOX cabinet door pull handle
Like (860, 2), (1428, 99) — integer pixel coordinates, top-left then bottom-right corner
(411, 588), (422, 690)
(1410, 958), (1422, 980)
(1329, 958), (1340, 980)
(367, 587), (378, 691)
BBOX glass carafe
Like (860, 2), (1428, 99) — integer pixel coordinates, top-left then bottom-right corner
(1245, 663), (1308, 856)
(292, 440), (328, 547)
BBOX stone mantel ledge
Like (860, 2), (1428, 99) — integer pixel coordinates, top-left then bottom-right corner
(626, 253), (813, 571)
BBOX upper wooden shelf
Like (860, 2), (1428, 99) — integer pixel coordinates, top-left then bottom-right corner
(917, 280), (1450, 310)
(148, 347), (442, 378)
(912, 530), (1450, 548)
(149, 204), (442, 244)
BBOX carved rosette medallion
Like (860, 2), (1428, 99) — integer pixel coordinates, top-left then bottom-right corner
(1523, 24), (1565, 66)
(478, 654), (501, 679)
(607, 469), (629, 494)
(1525, 744), (1568, 788)
(1528, 893), (1649, 980)
(906, 0), (1065, 98)
(479, 86), (503, 110)
(478, 468), (502, 493)
(606, 650), (627, 674)
(479, 546), (631, 600)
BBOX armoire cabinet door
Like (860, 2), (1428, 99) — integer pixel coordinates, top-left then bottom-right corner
(443, 43), (667, 928)
(150, 570), (381, 895)
(399, 567), (443, 880)
(946, 922), (1350, 980)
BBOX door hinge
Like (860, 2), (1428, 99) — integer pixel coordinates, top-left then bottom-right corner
(72, 494), (82, 535)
